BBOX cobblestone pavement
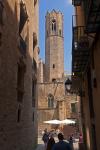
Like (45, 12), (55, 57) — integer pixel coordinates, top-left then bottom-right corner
(36, 136), (79, 150)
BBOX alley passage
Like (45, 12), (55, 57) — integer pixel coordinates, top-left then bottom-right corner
(35, 135), (79, 150)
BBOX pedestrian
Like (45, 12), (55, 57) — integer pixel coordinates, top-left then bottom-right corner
(69, 135), (74, 150)
(52, 133), (72, 150)
(42, 129), (49, 149)
(46, 135), (55, 150)
(79, 133), (83, 143)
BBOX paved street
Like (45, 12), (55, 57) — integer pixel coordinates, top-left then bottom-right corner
(36, 136), (79, 150)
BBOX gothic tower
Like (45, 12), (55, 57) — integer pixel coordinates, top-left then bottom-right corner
(45, 10), (64, 82)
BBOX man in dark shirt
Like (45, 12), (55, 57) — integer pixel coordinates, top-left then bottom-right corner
(52, 133), (72, 150)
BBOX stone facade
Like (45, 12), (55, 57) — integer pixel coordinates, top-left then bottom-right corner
(37, 10), (73, 134)
(0, 0), (39, 150)
(72, 1), (100, 150)
(37, 82), (72, 134)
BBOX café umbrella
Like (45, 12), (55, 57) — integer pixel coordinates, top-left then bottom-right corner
(43, 119), (61, 124)
(60, 119), (76, 125)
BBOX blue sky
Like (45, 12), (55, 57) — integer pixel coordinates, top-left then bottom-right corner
(39, 0), (74, 74)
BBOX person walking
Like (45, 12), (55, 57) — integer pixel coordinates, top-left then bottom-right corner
(52, 133), (72, 150)
(42, 129), (49, 149)
(46, 135), (55, 150)
(68, 135), (74, 150)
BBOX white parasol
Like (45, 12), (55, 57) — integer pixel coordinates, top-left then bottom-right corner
(43, 119), (61, 124)
(60, 119), (76, 124)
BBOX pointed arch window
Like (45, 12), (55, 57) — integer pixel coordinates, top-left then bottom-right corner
(52, 19), (56, 32)
(48, 93), (54, 108)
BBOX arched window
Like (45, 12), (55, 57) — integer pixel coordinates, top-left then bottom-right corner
(52, 19), (56, 32)
(48, 93), (54, 108)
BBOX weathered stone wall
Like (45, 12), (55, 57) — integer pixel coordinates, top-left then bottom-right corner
(37, 82), (72, 132)
(0, 0), (39, 150)
(93, 34), (100, 150)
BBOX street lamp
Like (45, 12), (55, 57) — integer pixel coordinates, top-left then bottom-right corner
(65, 78), (72, 94)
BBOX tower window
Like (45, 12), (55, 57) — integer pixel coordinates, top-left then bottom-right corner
(52, 19), (56, 32)
(53, 64), (55, 68)
(48, 94), (54, 108)
(59, 29), (61, 36)
(33, 112), (34, 122)
(47, 30), (48, 37)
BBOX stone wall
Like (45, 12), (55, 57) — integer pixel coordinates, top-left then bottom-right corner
(0, 0), (39, 150)
(37, 82), (72, 133)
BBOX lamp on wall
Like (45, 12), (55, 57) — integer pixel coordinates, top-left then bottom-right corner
(65, 78), (72, 93)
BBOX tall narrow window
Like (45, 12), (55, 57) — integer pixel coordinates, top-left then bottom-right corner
(59, 29), (61, 36)
(17, 108), (21, 122)
(48, 94), (54, 108)
(17, 61), (26, 102)
(0, 2), (4, 25)
(52, 19), (56, 32)
(32, 80), (36, 107)
(53, 64), (55, 68)
(71, 103), (76, 113)
(47, 30), (48, 37)
(33, 112), (34, 122)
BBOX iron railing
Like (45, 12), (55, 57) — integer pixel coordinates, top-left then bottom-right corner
(83, 0), (100, 33)
(72, 25), (89, 76)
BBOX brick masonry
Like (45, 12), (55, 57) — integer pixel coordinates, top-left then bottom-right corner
(0, 0), (39, 150)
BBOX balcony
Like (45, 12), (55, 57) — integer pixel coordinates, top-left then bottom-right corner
(19, 36), (27, 57)
(72, 0), (81, 6)
(19, 1), (28, 33)
(72, 26), (89, 76)
(83, 0), (100, 33)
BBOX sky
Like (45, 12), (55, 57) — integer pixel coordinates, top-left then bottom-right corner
(39, 0), (74, 74)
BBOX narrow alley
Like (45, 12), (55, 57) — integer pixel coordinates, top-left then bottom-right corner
(0, 0), (100, 150)
(36, 135), (79, 150)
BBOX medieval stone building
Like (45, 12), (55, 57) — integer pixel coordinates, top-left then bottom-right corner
(72, 1), (100, 150)
(37, 10), (72, 134)
(0, 0), (39, 150)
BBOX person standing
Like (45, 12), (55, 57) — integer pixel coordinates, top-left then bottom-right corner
(52, 133), (72, 150)
(46, 135), (55, 150)
(42, 129), (49, 149)
(69, 135), (74, 150)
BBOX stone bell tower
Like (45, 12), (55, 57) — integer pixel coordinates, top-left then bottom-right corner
(45, 10), (64, 82)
